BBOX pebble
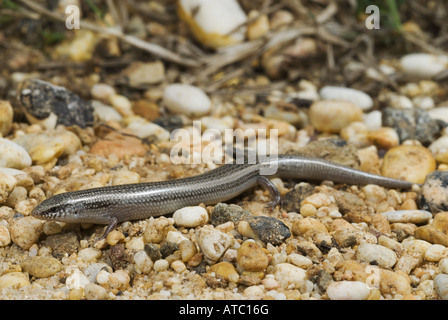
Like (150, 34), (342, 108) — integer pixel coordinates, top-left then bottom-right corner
(108, 270), (130, 290)
(10, 217), (44, 250)
(0, 172), (17, 203)
(89, 132), (147, 160)
(333, 228), (377, 247)
(440, 258), (448, 274)
(179, 240), (198, 262)
(0, 225), (11, 246)
(434, 274), (448, 300)
(326, 281), (371, 300)
(153, 259), (169, 272)
(163, 84), (211, 117)
(84, 283), (108, 300)
(178, 0), (247, 48)
(43, 232), (79, 257)
(356, 243), (397, 268)
(428, 107), (448, 123)
(319, 86), (373, 110)
(0, 138), (32, 169)
(400, 53), (448, 79)
(66, 268), (90, 290)
(13, 129), (81, 164)
(90, 83), (116, 102)
(171, 260), (187, 273)
(424, 244), (448, 262)
(83, 263), (113, 283)
(92, 101), (122, 122)
(247, 216), (291, 245)
(381, 107), (440, 145)
(132, 100), (160, 122)
(433, 212), (448, 234)
(366, 127), (400, 149)
(246, 11), (269, 40)
(380, 210), (432, 224)
(173, 206), (209, 228)
(121, 61), (165, 87)
(20, 256), (62, 278)
(420, 172), (448, 213)
(78, 247), (102, 262)
(309, 100), (363, 133)
(109, 94), (133, 117)
(210, 262), (239, 283)
(381, 145), (436, 184)
(273, 263), (307, 289)
(127, 120), (170, 141)
(0, 272), (30, 289)
(237, 241), (269, 272)
(287, 253), (313, 269)
(0, 100), (13, 137)
(292, 217), (329, 236)
(195, 225), (234, 264)
(210, 203), (252, 226)
(143, 217), (172, 244)
(18, 79), (94, 129)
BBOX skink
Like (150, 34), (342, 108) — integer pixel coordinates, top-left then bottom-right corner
(32, 154), (416, 239)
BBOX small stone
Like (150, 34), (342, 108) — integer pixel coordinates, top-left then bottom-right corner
(163, 84), (211, 117)
(195, 225), (234, 264)
(287, 253), (313, 269)
(171, 260), (187, 273)
(121, 61), (165, 87)
(400, 53), (448, 79)
(108, 270), (130, 290)
(83, 263), (112, 283)
(380, 210), (432, 224)
(144, 243), (162, 261)
(165, 230), (189, 244)
(92, 101), (122, 122)
(0, 100), (13, 136)
(0, 138), (32, 169)
(210, 203), (252, 226)
(43, 232), (80, 258)
(153, 259), (169, 272)
(381, 145), (436, 184)
(178, 0), (247, 49)
(17, 79), (94, 129)
(356, 243), (397, 268)
(10, 216), (44, 250)
(273, 263), (307, 289)
(65, 268), (90, 290)
(89, 132), (147, 160)
(173, 206), (209, 228)
(326, 281), (371, 300)
(247, 216), (291, 245)
(84, 283), (108, 300)
(78, 248), (102, 262)
(319, 86), (373, 110)
(132, 100), (160, 121)
(106, 230), (125, 246)
(379, 269), (411, 296)
(424, 244), (448, 262)
(0, 225), (11, 246)
(333, 228), (377, 247)
(0, 172), (17, 203)
(246, 11), (269, 40)
(160, 241), (179, 258)
(420, 173), (448, 213)
(179, 240), (198, 262)
(91, 83), (116, 102)
(237, 241), (269, 272)
(434, 274), (448, 300)
(309, 100), (363, 133)
(367, 127), (400, 149)
(20, 256), (62, 278)
(433, 211), (448, 234)
(292, 217), (328, 236)
(381, 107), (440, 145)
(0, 272), (30, 289)
(109, 94), (133, 117)
(127, 120), (170, 141)
(439, 258), (448, 274)
(210, 262), (239, 283)
(134, 250), (153, 274)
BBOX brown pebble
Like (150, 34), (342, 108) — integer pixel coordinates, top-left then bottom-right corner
(237, 241), (269, 272)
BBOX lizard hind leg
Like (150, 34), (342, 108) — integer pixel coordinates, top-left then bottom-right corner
(256, 176), (281, 210)
(97, 216), (118, 241)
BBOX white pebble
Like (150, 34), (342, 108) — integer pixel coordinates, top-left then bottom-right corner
(92, 101), (122, 122)
(413, 96), (434, 110)
(319, 86), (373, 110)
(78, 248), (102, 262)
(326, 281), (371, 300)
(273, 263), (307, 289)
(0, 226), (11, 246)
(165, 230), (189, 244)
(356, 243), (397, 268)
(380, 210), (432, 224)
(195, 225), (234, 264)
(173, 206), (209, 228)
(163, 84), (211, 117)
(96, 269), (111, 286)
(400, 53), (448, 79)
(91, 83), (116, 101)
(134, 250), (153, 274)
(84, 283), (108, 300)
(153, 259), (169, 272)
(66, 268), (90, 290)
(425, 244), (448, 262)
(127, 120), (170, 141)
(428, 107), (448, 123)
(439, 258), (448, 274)
(434, 274), (448, 300)
(0, 138), (32, 169)
(171, 260), (187, 273)
(363, 110), (382, 130)
(287, 253), (313, 269)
